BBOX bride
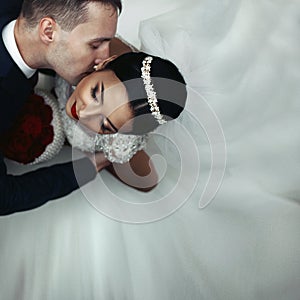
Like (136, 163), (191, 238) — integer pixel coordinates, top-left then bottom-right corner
(55, 51), (187, 192)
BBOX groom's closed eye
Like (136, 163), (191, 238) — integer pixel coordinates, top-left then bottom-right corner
(89, 37), (112, 50)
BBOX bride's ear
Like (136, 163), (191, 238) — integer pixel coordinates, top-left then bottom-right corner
(94, 55), (117, 71)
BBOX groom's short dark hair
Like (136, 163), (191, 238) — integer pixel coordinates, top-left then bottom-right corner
(21, 0), (122, 31)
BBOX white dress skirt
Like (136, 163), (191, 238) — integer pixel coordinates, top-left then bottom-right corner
(1, 1), (300, 299)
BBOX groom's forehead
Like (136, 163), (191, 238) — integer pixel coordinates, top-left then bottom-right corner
(85, 1), (118, 25)
(69, 3), (117, 38)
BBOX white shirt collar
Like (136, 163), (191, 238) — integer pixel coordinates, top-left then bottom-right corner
(2, 20), (36, 79)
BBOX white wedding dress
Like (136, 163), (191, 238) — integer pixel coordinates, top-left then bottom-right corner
(1, 1), (300, 299)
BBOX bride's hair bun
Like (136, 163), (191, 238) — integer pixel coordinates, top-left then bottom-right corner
(105, 52), (187, 134)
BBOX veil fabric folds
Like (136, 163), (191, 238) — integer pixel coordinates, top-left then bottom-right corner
(1, 1), (300, 299)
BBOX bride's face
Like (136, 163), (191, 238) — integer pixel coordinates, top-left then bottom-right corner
(66, 69), (134, 134)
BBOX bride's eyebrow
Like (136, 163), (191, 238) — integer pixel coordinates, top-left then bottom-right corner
(100, 82), (104, 104)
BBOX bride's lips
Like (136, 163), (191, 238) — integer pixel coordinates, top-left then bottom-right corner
(71, 101), (79, 120)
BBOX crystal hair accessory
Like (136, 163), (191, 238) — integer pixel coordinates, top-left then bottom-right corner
(141, 56), (167, 125)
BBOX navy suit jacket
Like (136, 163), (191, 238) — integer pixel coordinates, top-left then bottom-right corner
(0, 3), (96, 215)
(0, 0), (22, 18)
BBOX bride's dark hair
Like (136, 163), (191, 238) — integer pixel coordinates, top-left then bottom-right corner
(105, 52), (187, 134)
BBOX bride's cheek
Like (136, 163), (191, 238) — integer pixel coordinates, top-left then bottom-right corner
(65, 99), (72, 117)
(78, 115), (100, 132)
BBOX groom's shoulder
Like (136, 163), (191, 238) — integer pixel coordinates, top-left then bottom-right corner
(0, 19), (14, 77)
(0, 0), (23, 19)
(0, 6), (22, 77)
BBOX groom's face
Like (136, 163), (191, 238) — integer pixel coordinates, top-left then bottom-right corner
(48, 3), (117, 85)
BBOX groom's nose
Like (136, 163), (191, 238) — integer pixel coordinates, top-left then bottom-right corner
(94, 43), (110, 64)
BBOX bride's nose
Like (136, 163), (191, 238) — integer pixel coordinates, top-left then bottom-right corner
(78, 95), (102, 119)
(77, 86), (96, 108)
(75, 94), (87, 113)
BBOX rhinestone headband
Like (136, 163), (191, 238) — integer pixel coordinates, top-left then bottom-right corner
(141, 56), (167, 125)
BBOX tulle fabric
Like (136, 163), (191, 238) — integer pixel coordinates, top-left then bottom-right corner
(1, 1), (300, 299)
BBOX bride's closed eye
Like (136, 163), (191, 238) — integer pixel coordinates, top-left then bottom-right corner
(99, 116), (114, 134)
(101, 122), (112, 133)
(90, 84), (99, 102)
(89, 82), (118, 133)
(91, 82), (104, 103)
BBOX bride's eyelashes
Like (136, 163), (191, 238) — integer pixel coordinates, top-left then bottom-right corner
(99, 116), (113, 133)
(90, 83), (99, 102)
(90, 82), (104, 104)
(100, 122), (111, 133)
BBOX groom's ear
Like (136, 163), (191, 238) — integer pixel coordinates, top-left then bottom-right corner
(39, 17), (56, 44)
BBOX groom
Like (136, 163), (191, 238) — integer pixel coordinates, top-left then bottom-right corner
(0, 0), (122, 215)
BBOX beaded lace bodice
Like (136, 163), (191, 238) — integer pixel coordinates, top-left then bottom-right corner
(55, 76), (147, 164)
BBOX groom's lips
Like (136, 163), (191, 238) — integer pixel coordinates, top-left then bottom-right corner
(71, 102), (79, 120)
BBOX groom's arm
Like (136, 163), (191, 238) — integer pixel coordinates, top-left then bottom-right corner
(0, 153), (97, 215)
